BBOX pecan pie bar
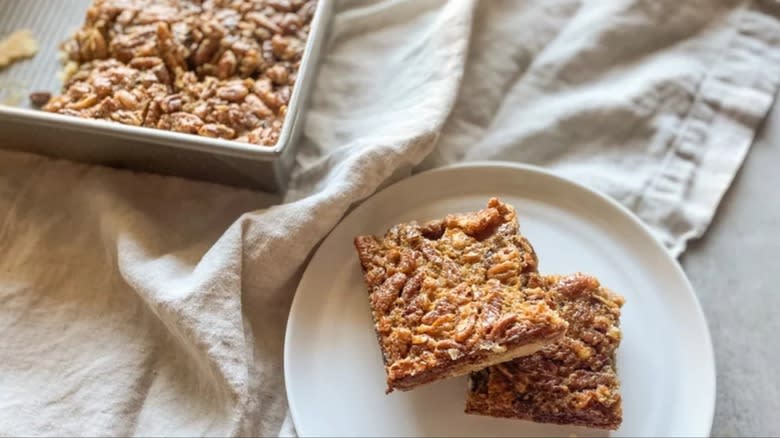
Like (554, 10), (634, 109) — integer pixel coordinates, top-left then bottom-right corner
(466, 273), (625, 430)
(42, 0), (315, 146)
(354, 198), (568, 393)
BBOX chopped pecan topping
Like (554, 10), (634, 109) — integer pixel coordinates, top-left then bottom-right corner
(466, 273), (626, 430)
(355, 199), (568, 393)
(43, 0), (317, 147)
(29, 91), (52, 107)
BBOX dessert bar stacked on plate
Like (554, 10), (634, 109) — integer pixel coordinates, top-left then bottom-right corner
(354, 198), (625, 430)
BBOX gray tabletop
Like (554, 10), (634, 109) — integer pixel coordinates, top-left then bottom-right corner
(681, 100), (780, 436)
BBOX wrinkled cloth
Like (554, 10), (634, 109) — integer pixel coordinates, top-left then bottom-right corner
(2, 0), (780, 436)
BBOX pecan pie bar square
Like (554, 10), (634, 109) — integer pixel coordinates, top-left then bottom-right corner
(466, 273), (625, 430)
(354, 198), (568, 393)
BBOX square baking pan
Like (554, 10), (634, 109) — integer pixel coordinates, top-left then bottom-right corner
(0, 0), (332, 192)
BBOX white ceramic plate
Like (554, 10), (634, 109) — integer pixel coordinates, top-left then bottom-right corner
(284, 162), (715, 437)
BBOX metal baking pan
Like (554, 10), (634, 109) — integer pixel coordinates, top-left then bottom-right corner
(0, 0), (332, 192)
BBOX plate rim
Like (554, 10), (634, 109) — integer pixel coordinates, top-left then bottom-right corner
(283, 161), (716, 437)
